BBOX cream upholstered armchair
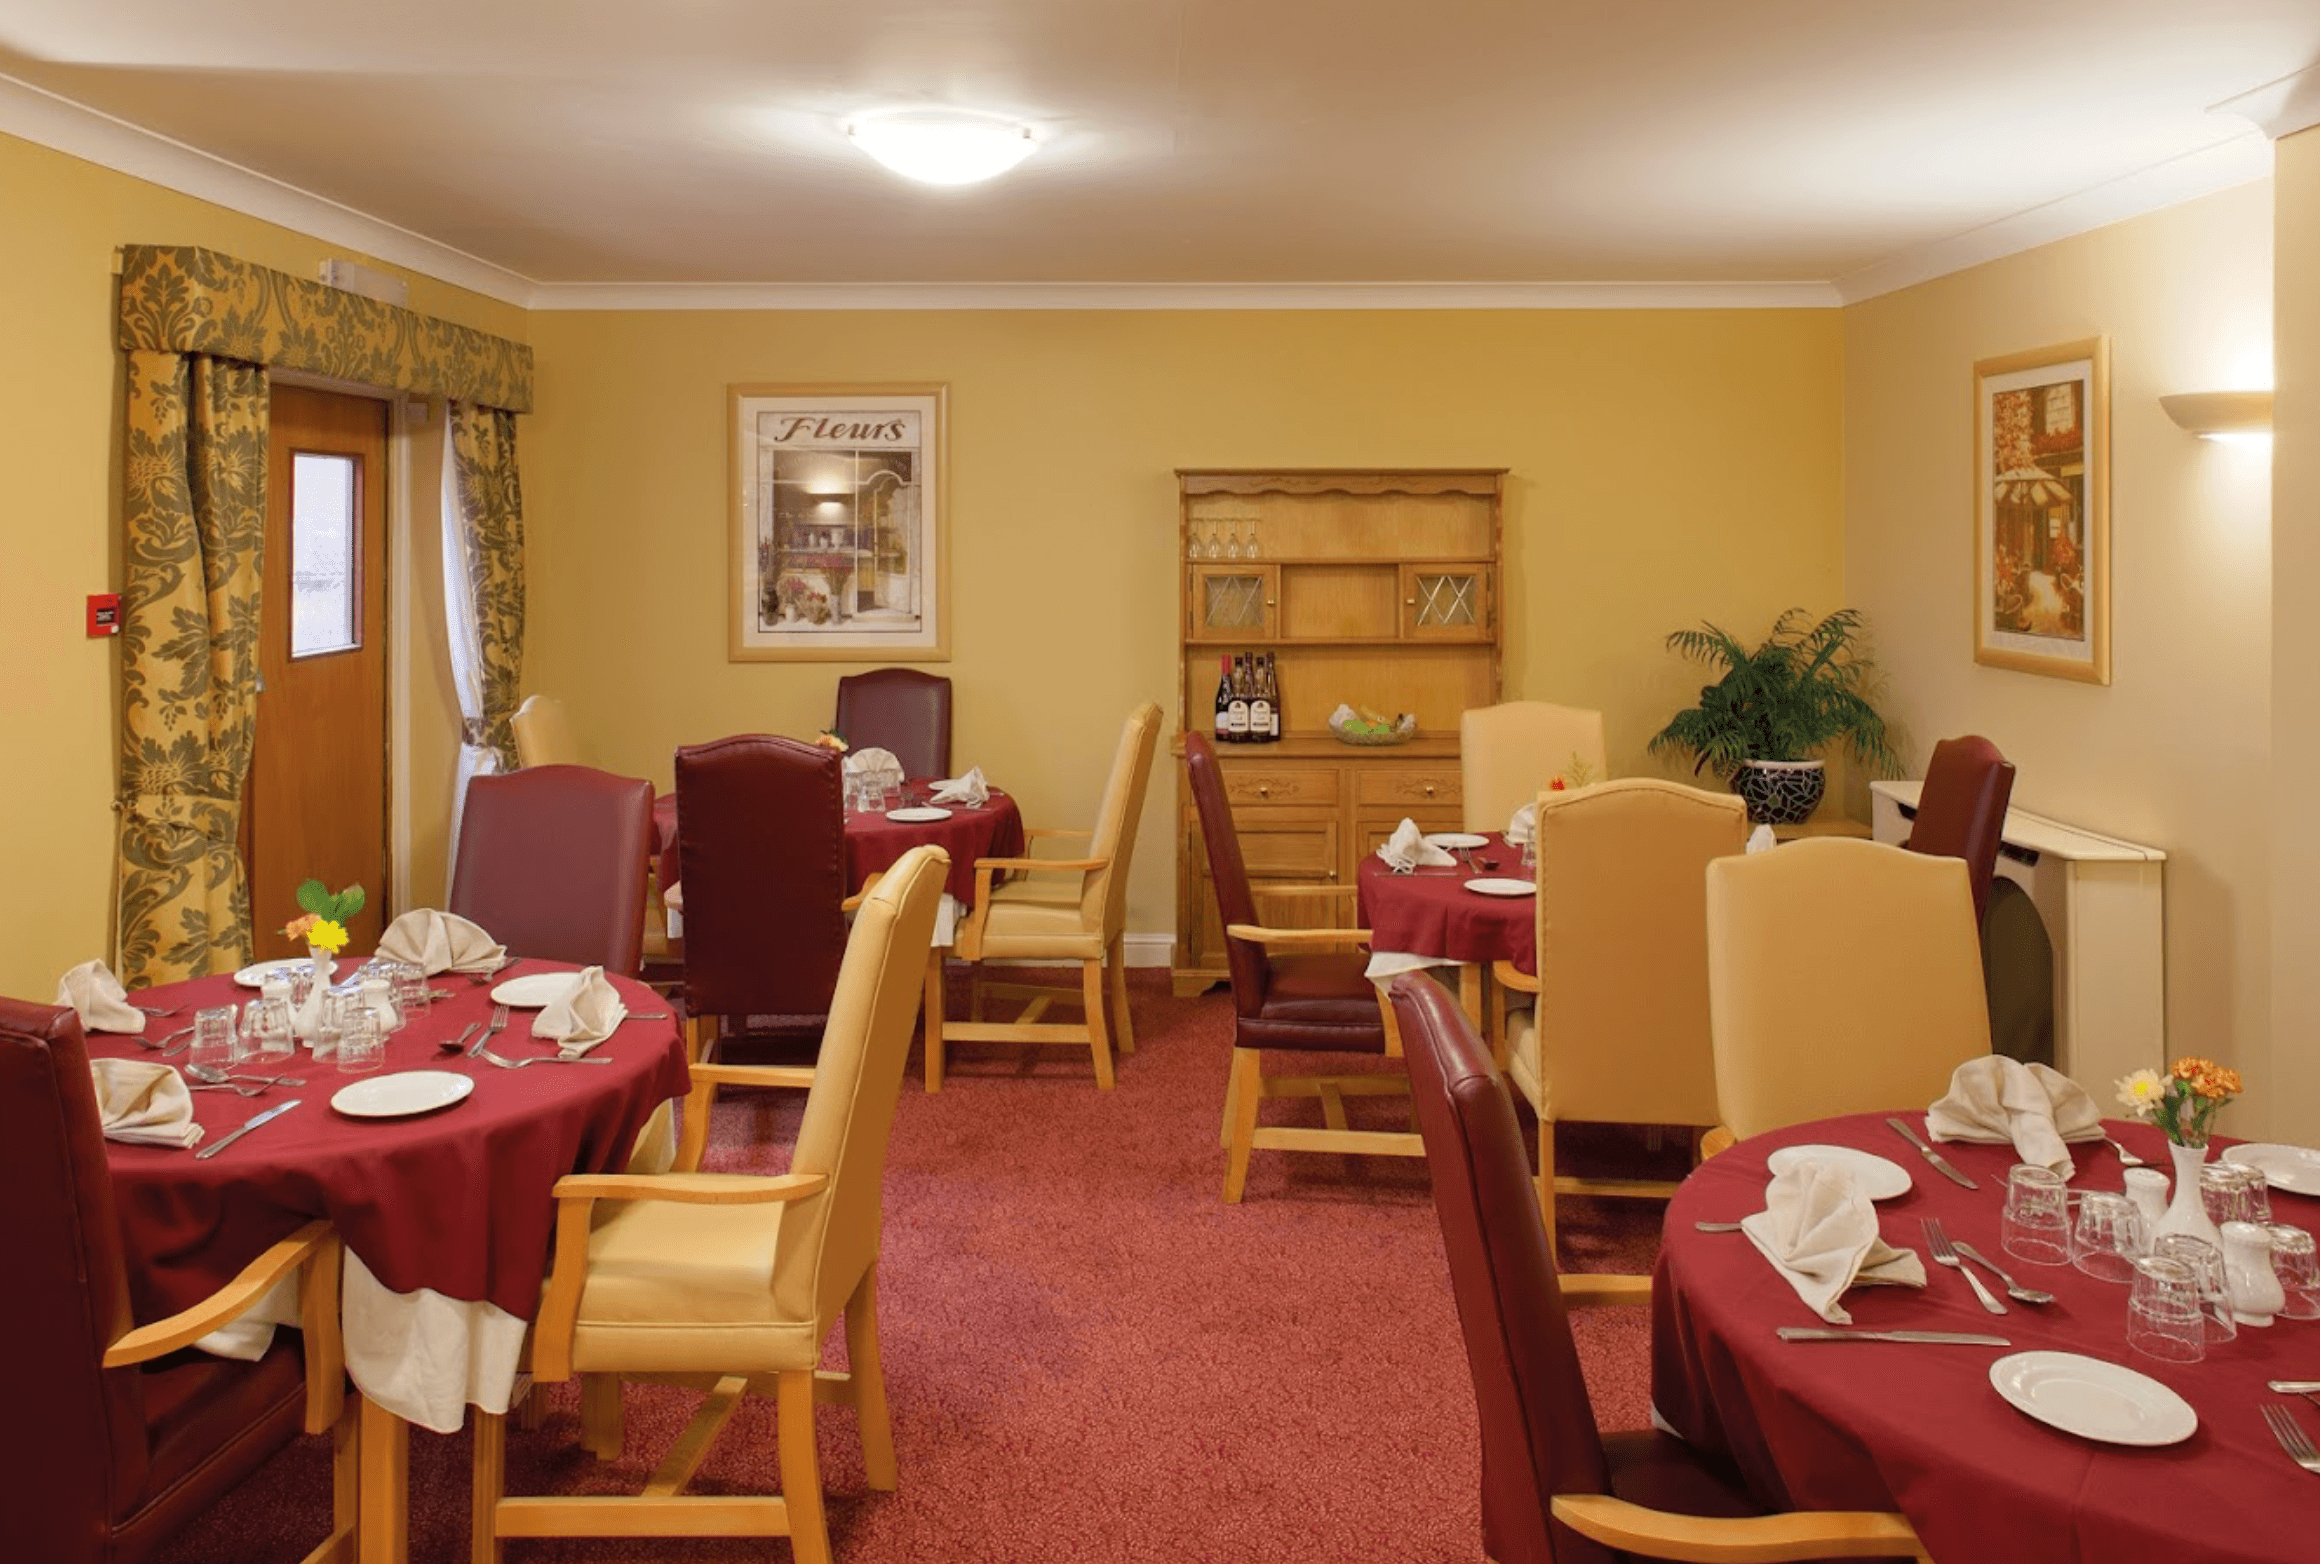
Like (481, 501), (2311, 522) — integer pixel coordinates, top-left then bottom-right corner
(470, 844), (948, 1564)
(937, 701), (1162, 1090)
(1704, 838), (1991, 1150)
(1458, 700), (1608, 833)
(1490, 779), (1747, 1252)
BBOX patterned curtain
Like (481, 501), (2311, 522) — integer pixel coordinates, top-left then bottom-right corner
(447, 403), (527, 813)
(115, 351), (268, 985)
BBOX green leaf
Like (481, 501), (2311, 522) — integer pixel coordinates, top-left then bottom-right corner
(332, 885), (367, 922)
(295, 878), (331, 915)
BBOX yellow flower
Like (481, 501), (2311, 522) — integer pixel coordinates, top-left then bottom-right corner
(304, 917), (350, 955)
(2114, 1068), (2166, 1119)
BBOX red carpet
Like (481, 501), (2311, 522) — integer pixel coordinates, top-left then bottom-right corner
(154, 975), (1673, 1562)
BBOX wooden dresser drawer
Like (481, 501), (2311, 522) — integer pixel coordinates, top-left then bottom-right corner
(1222, 767), (1341, 807)
(1200, 811), (1341, 880)
(1357, 769), (1462, 809)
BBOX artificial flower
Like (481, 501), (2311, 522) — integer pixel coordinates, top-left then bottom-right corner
(2115, 1068), (2166, 1116)
(2115, 1056), (2243, 1147)
(814, 729), (850, 754)
(303, 917), (350, 955)
(282, 912), (317, 943)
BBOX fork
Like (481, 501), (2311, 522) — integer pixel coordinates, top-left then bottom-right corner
(2262, 1404), (2320, 1474)
(1922, 1218), (2008, 1315)
(471, 1003), (510, 1057)
(473, 1042), (610, 1069)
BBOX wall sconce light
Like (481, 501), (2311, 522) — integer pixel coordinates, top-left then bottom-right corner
(2160, 390), (2273, 445)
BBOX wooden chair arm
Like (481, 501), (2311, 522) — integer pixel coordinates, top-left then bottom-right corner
(104, 1220), (335, 1368)
(1225, 923), (1372, 949)
(1700, 1124), (1737, 1160)
(974, 855), (1106, 875)
(553, 1171), (828, 1206)
(1023, 827), (1091, 840)
(1558, 1273), (1655, 1308)
(1492, 959), (1540, 994)
(841, 869), (886, 913)
(1548, 1493), (1927, 1560)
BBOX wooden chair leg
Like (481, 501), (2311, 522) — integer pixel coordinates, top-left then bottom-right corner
(514, 1382), (545, 1431)
(1223, 1048), (1263, 1203)
(923, 947), (946, 1093)
(299, 1398), (358, 1564)
(1538, 1115), (1558, 1256)
(469, 1407), (505, 1564)
(1082, 956), (1116, 1089)
(845, 1267), (898, 1491)
(580, 1372), (624, 1460)
(1108, 936), (1135, 1055)
(358, 1394), (410, 1564)
(1220, 1055), (1240, 1150)
(777, 1370), (832, 1564)
(969, 965), (986, 1023)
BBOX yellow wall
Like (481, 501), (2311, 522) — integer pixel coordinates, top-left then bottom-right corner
(0, 129), (525, 998)
(521, 308), (1844, 938)
(1843, 183), (2277, 1127)
(2270, 127), (2320, 1144)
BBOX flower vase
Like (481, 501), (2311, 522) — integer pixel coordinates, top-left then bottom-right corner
(291, 947), (332, 1044)
(2152, 1139), (2224, 1251)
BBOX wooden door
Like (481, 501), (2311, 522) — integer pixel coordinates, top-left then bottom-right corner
(246, 385), (391, 958)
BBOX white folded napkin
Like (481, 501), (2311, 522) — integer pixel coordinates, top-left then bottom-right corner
(1745, 824), (1778, 854)
(1376, 817), (1456, 872)
(1506, 801), (1536, 847)
(532, 966), (627, 1057)
(376, 909), (506, 976)
(56, 959), (146, 1035)
(844, 746), (906, 789)
(929, 766), (989, 807)
(89, 1058), (204, 1148)
(1926, 1055), (2104, 1175)
(1741, 1159), (1925, 1323)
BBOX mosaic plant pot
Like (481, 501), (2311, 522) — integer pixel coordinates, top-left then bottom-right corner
(1733, 759), (1826, 825)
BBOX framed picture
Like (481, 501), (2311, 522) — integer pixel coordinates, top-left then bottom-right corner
(1972, 338), (2109, 684)
(729, 383), (948, 661)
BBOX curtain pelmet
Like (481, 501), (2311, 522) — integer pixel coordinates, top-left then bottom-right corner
(115, 351), (268, 985)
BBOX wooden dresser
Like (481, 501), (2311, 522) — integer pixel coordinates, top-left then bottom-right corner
(1171, 469), (1505, 995)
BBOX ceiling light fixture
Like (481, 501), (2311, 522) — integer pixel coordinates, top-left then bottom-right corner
(2160, 390), (2273, 445)
(847, 111), (1037, 186)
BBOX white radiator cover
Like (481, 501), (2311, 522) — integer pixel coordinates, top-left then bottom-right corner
(1871, 780), (2167, 1095)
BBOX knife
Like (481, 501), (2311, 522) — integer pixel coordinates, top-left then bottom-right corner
(2268, 1380), (2320, 1394)
(194, 1099), (302, 1160)
(1778, 1327), (2012, 1345)
(1886, 1115), (1978, 1189)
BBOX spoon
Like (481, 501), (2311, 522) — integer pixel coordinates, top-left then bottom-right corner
(2105, 1135), (2147, 1168)
(1951, 1239), (2058, 1305)
(439, 1021), (483, 1053)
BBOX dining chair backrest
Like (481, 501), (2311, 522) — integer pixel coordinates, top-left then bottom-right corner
(1533, 778), (1747, 1129)
(1904, 734), (2016, 924)
(0, 998), (154, 1551)
(1077, 702), (1164, 937)
(675, 734), (848, 1021)
(775, 845), (947, 1327)
(1460, 702), (1608, 834)
(1184, 732), (1274, 1017)
(512, 693), (580, 769)
(1706, 838), (1991, 1141)
(1390, 974), (1619, 1564)
(834, 669), (953, 781)
(449, 764), (654, 975)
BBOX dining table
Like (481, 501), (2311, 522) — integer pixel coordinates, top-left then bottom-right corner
(91, 959), (690, 1563)
(1653, 1110), (2318, 1564)
(1355, 830), (1533, 1025)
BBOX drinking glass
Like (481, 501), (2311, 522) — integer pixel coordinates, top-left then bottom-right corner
(2000, 1163), (2072, 1266)
(2124, 1256), (2206, 1363)
(1243, 518), (1262, 560)
(2070, 1191), (2146, 1282)
(2154, 1233), (2237, 1344)
(2235, 1165), (2274, 1225)
(389, 962), (431, 1027)
(2267, 1224), (2320, 1320)
(240, 995), (295, 1062)
(2200, 1163), (2269, 1226)
(190, 1004), (239, 1081)
(336, 1007), (384, 1074)
(1222, 522), (1243, 561)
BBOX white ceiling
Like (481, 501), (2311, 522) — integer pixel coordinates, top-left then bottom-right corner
(1, 1), (2314, 304)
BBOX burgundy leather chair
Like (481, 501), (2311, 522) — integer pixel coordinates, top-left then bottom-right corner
(1187, 733), (1423, 1201)
(449, 763), (655, 976)
(0, 998), (353, 1564)
(672, 734), (850, 1168)
(1388, 974), (1927, 1564)
(835, 668), (953, 780)
(1904, 735), (2015, 924)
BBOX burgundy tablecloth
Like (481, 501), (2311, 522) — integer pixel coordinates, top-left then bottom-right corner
(1356, 833), (1537, 976)
(94, 964), (688, 1327)
(1654, 1111), (2315, 1564)
(846, 785), (1025, 909)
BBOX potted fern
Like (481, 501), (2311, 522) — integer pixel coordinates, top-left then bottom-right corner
(1648, 607), (1901, 824)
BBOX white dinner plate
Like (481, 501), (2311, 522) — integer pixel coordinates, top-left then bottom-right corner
(1765, 1144), (1914, 1201)
(1463, 878), (1536, 897)
(235, 957), (336, 988)
(1424, 832), (1489, 849)
(491, 971), (583, 1008)
(1988, 1351), (2197, 1446)
(329, 1070), (475, 1119)
(2223, 1142), (2320, 1198)
(886, 805), (953, 822)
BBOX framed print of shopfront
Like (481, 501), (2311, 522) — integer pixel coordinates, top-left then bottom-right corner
(729, 383), (948, 661)
(1973, 339), (2109, 684)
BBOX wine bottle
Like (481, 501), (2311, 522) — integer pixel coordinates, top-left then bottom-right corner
(1227, 654), (1252, 742)
(1265, 652), (1283, 741)
(1213, 655), (1233, 743)
(1249, 651), (1274, 746)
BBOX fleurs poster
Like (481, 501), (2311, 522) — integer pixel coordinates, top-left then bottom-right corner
(729, 384), (948, 661)
(1973, 339), (2109, 683)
